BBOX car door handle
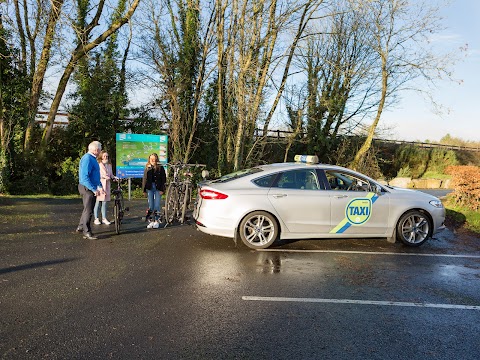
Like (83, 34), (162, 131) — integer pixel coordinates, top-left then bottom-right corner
(272, 194), (287, 198)
(333, 195), (348, 199)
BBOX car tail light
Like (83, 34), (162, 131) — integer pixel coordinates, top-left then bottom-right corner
(200, 189), (228, 200)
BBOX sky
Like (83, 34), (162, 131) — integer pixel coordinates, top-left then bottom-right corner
(380, 0), (480, 143)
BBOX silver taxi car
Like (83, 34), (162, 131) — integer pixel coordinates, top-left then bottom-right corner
(193, 155), (446, 249)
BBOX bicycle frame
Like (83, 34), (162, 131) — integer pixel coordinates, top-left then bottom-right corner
(164, 163), (205, 226)
(112, 178), (128, 234)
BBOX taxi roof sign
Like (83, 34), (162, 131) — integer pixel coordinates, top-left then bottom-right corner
(294, 154), (319, 164)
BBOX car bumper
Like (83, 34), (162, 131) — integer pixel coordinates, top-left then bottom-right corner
(431, 206), (446, 235)
(433, 223), (446, 235)
(194, 217), (236, 238)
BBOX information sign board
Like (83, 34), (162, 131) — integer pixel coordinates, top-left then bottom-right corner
(116, 133), (168, 178)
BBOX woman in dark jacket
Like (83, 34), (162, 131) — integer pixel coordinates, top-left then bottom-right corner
(142, 153), (166, 227)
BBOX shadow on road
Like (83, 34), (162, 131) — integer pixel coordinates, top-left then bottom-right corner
(0, 258), (79, 275)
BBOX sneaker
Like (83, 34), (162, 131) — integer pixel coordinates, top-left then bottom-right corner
(152, 221), (160, 229)
(146, 221), (155, 229)
(94, 218), (101, 225)
(83, 232), (98, 240)
(102, 219), (111, 225)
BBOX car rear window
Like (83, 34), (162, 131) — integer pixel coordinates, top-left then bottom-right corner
(211, 167), (264, 183)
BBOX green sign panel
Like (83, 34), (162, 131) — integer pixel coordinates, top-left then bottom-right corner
(116, 133), (168, 178)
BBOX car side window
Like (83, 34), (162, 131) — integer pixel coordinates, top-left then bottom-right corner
(253, 173), (277, 188)
(325, 171), (372, 192)
(274, 169), (321, 190)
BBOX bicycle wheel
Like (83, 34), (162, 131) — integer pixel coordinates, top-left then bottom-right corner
(164, 184), (178, 224)
(176, 185), (186, 221)
(114, 200), (121, 234)
(181, 185), (191, 224)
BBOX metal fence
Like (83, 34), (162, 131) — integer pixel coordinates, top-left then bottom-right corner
(253, 128), (480, 152)
(35, 114), (480, 153)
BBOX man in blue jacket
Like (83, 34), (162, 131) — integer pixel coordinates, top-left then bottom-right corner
(76, 141), (104, 239)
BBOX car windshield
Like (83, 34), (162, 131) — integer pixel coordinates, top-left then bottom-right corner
(211, 167), (264, 183)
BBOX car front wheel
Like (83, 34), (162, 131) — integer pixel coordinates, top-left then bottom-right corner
(396, 210), (431, 247)
(239, 211), (279, 249)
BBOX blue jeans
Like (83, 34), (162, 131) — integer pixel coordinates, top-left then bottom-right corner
(147, 183), (161, 213)
(94, 199), (108, 220)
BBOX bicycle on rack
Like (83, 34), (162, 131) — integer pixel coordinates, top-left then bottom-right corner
(164, 163), (206, 226)
(112, 178), (129, 234)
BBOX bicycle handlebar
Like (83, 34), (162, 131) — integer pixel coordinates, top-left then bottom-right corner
(112, 177), (125, 191)
(166, 163), (208, 183)
(166, 163), (206, 168)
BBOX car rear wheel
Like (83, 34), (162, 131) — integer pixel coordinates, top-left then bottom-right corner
(396, 210), (431, 247)
(239, 211), (279, 249)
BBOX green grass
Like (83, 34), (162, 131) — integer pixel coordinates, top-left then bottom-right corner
(0, 193), (79, 199)
(445, 205), (480, 233)
(0, 204), (50, 223)
(419, 171), (451, 180)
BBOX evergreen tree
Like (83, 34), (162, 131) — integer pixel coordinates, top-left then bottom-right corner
(67, 37), (128, 162)
(0, 15), (30, 193)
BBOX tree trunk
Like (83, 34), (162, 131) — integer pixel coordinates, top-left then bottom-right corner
(216, 0), (226, 175)
(284, 109), (304, 162)
(13, 0), (27, 72)
(24, 0), (65, 152)
(351, 55), (388, 171)
(258, 1), (317, 161)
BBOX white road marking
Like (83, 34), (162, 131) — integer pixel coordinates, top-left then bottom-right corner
(242, 296), (480, 310)
(257, 249), (480, 259)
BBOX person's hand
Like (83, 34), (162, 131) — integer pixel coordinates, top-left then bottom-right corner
(159, 191), (164, 195)
(143, 192), (147, 197)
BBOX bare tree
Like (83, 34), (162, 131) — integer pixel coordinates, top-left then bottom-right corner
(216, 0), (323, 172)
(255, 0), (322, 165)
(12, 0), (48, 74)
(40, 0), (141, 152)
(137, 0), (216, 163)
(7, 0), (140, 153)
(350, 0), (454, 170)
(283, 0), (382, 162)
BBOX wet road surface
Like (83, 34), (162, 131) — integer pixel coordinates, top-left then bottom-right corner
(0, 197), (479, 359)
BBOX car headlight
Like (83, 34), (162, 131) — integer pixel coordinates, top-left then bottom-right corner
(429, 199), (443, 208)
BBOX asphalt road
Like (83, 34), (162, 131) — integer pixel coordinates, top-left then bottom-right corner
(1, 196), (479, 359)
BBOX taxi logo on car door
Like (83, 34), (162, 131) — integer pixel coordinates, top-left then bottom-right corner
(330, 192), (378, 234)
(346, 198), (372, 225)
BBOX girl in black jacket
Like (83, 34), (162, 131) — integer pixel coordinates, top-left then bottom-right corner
(142, 153), (166, 227)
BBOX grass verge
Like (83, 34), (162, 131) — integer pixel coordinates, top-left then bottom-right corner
(445, 206), (480, 234)
(0, 194), (79, 199)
